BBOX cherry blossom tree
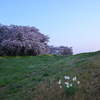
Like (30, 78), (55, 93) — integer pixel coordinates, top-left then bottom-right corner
(0, 24), (49, 56)
(48, 45), (73, 55)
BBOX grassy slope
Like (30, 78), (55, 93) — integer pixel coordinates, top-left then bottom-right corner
(0, 52), (100, 100)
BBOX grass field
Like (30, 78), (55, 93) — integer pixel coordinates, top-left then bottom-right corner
(0, 52), (100, 100)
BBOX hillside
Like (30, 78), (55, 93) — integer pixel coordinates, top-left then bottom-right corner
(0, 51), (100, 100)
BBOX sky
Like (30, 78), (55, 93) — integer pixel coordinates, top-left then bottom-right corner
(0, 0), (100, 54)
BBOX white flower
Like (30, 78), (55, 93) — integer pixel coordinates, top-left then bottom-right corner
(64, 76), (70, 79)
(65, 82), (69, 85)
(60, 85), (62, 88)
(77, 81), (80, 84)
(58, 79), (61, 85)
(66, 84), (69, 88)
(70, 83), (73, 87)
(72, 76), (77, 81)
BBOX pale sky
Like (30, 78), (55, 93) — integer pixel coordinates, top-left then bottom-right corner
(0, 0), (100, 54)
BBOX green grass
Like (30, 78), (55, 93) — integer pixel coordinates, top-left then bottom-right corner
(0, 51), (100, 100)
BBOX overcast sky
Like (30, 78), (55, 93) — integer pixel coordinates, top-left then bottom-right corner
(0, 0), (100, 54)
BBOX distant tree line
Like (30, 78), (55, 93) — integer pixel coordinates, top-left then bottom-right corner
(0, 24), (73, 56)
(49, 45), (73, 55)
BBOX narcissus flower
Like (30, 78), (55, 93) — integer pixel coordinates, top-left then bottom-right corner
(58, 79), (61, 85)
(77, 81), (80, 84)
(70, 83), (73, 87)
(72, 76), (77, 81)
(60, 85), (62, 88)
(65, 82), (69, 85)
(66, 84), (69, 88)
(64, 76), (70, 79)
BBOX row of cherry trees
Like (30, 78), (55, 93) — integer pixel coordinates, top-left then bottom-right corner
(0, 24), (73, 56)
